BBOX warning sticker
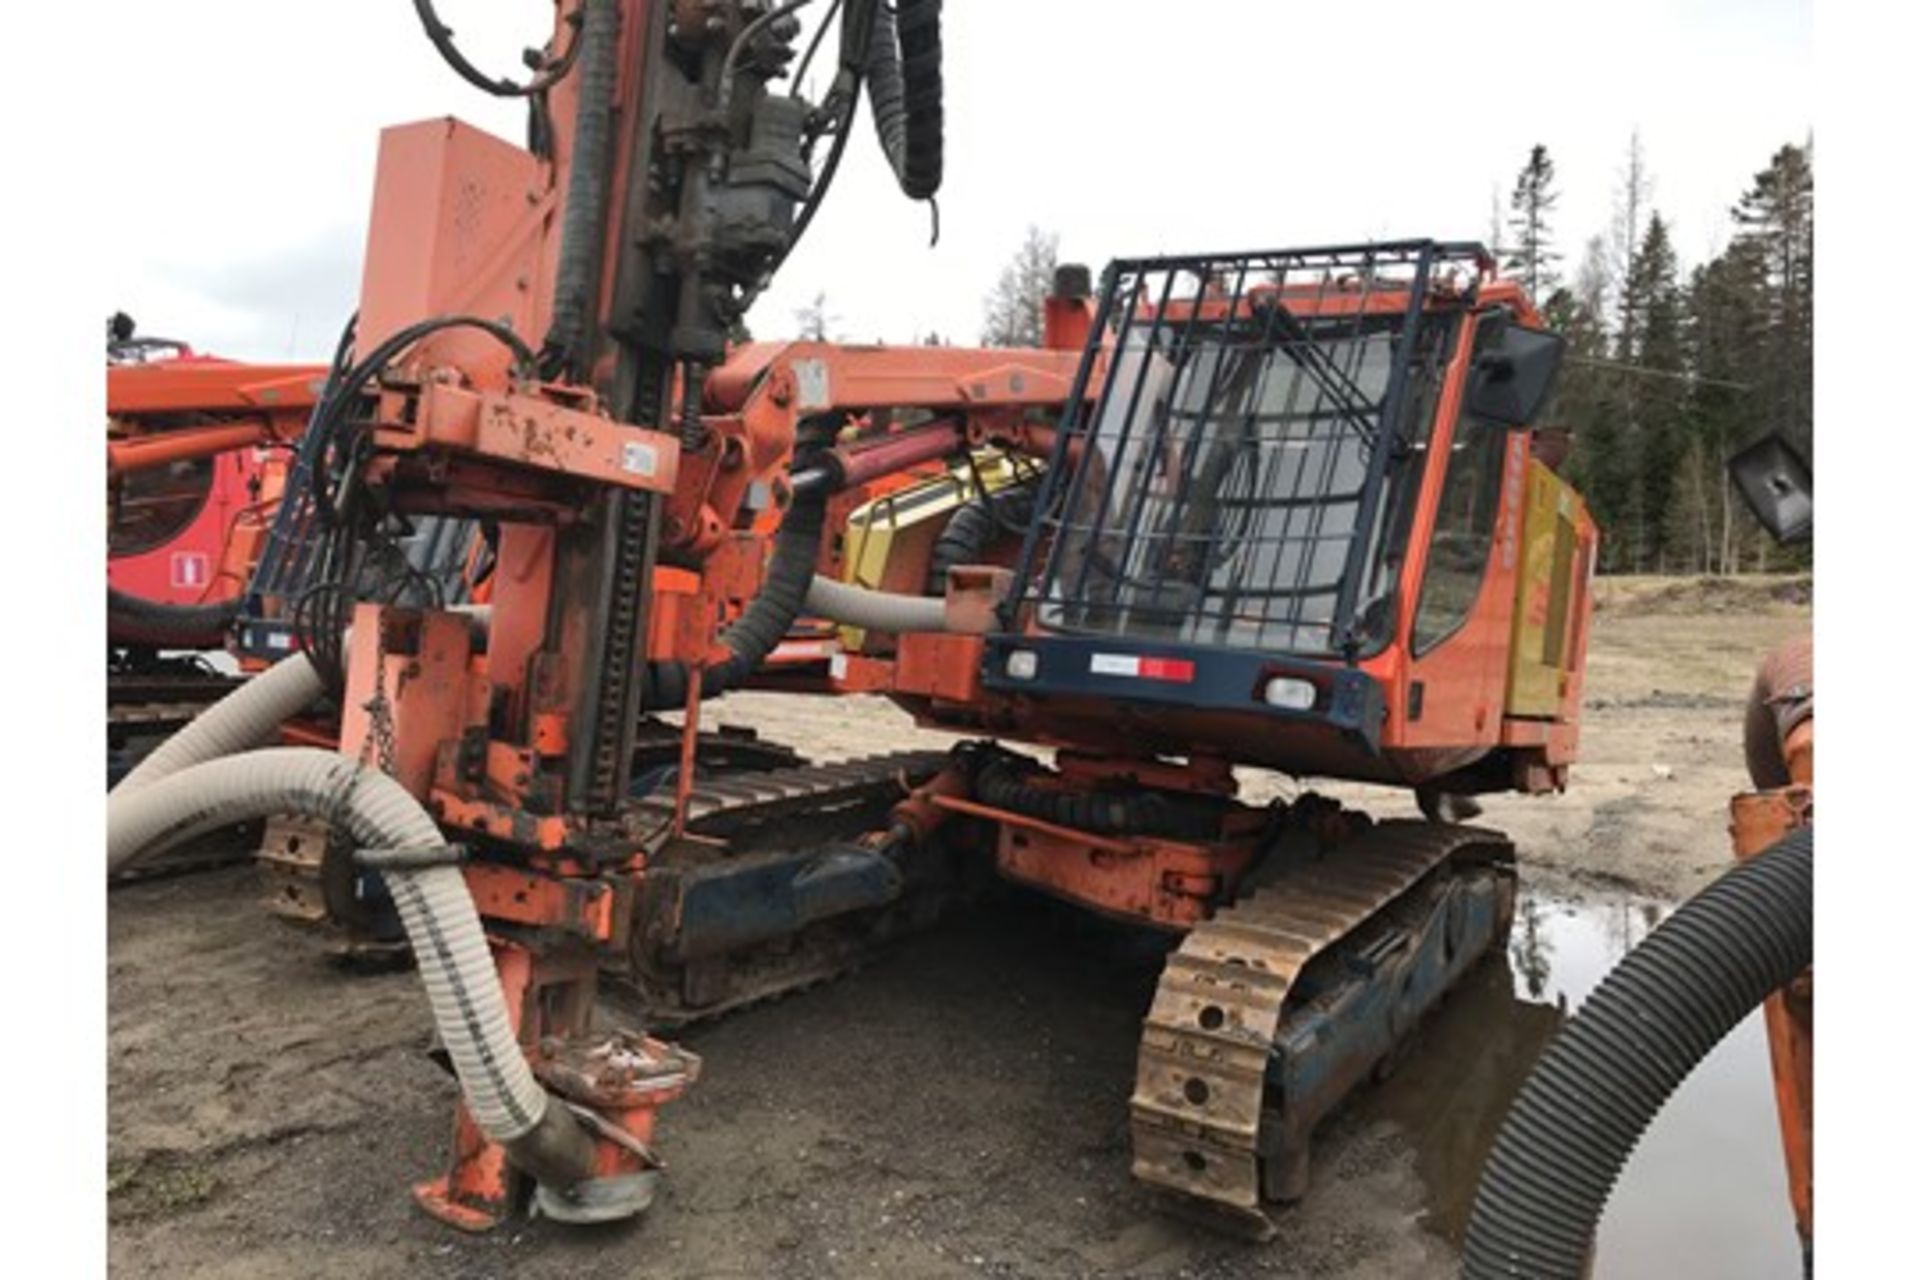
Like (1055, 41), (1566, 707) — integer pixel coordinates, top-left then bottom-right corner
(170, 552), (210, 589)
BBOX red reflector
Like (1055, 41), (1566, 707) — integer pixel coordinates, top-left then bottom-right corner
(1137, 657), (1196, 682)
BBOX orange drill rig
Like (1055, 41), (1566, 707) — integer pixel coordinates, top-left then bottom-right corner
(109, 0), (1599, 1240)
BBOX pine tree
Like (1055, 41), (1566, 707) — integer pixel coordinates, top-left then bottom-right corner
(1503, 145), (1561, 299)
(1545, 235), (1629, 566)
(1731, 141), (1814, 456)
(981, 226), (1060, 347)
(1609, 131), (1654, 357)
(1627, 215), (1685, 570)
(793, 291), (840, 342)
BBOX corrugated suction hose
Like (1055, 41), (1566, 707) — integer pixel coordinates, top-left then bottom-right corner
(106, 746), (596, 1187)
(1462, 827), (1814, 1279)
(115, 651), (326, 795)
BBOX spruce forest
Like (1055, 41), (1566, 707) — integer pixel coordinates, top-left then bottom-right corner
(1506, 136), (1812, 574)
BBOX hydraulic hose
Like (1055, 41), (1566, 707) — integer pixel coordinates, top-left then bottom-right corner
(804, 573), (948, 634)
(107, 588), (239, 651)
(541, 0), (620, 379)
(1461, 827), (1815, 1280)
(642, 477), (830, 708)
(113, 651), (325, 796)
(860, 0), (943, 200)
(104, 746), (596, 1187)
(970, 748), (1223, 841)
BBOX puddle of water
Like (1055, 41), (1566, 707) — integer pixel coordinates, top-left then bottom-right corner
(1370, 889), (1801, 1278)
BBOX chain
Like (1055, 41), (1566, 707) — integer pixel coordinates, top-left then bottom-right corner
(356, 622), (399, 778)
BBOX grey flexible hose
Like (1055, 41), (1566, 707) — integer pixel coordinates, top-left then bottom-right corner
(804, 573), (949, 634)
(105, 746), (594, 1184)
(113, 651), (325, 796)
(1462, 827), (1814, 1279)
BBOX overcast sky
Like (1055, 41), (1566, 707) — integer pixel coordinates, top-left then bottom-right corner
(107, 0), (1811, 361)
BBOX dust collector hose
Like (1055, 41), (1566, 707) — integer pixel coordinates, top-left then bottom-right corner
(113, 651), (325, 796)
(105, 746), (595, 1186)
(804, 574), (949, 634)
(1461, 827), (1814, 1279)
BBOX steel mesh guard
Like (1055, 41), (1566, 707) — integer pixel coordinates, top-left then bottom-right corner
(1012, 241), (1490, 659)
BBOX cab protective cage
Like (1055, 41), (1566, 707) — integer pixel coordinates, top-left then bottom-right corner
(1000, 240), (1497, 668)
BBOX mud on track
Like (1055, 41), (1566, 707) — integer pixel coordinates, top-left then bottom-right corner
(107, 582), (1809, 1277)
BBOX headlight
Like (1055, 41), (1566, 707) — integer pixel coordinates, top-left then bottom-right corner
(1262, 677), (1317, 711)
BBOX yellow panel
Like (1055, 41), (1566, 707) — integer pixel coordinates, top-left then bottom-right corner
(1505, 460), (1585, 717)
(839, 450), (1033, 651)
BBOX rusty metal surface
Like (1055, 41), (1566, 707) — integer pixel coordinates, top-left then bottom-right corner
(1129, 819), (1513, 1238)
(255, 814), (333, 923)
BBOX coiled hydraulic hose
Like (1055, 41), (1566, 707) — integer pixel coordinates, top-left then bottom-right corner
(106, 745), (596, 1188)
(1462, 827), (1814, 1279)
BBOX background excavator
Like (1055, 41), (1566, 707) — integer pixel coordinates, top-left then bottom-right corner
(107, 0), (1599, 1241)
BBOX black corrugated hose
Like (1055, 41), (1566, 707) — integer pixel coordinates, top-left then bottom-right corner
(540, 0), (620, 380)
(1462, 826), (1814, 1279)
(107, 588), (237, 650)
(926, 483), (1037, 595)
(860, 0), (943, 201)
(640, 449), (831, 709)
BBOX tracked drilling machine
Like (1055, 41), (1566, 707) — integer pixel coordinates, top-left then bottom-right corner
(110, 0), (1601, 1242)
(185, 0), (1081, 1230)
(825, 244), (1598, 1233)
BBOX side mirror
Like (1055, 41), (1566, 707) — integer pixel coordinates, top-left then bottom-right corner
(1466, 318), (1566, 427)
(1728, 432), (1812, 544)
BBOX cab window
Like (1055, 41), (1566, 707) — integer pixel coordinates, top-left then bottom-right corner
(1411, 328), (1512, 653)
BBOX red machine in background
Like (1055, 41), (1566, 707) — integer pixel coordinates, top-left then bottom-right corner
(111, 0), (1601, 1244)
(106, 318), (323, 775)
(107, 315), (321, 648)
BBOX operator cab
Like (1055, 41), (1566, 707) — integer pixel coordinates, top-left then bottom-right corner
(982, 241), (1569, 781)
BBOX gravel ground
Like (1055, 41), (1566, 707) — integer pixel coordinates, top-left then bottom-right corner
(106, 580), (1809, 1277)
